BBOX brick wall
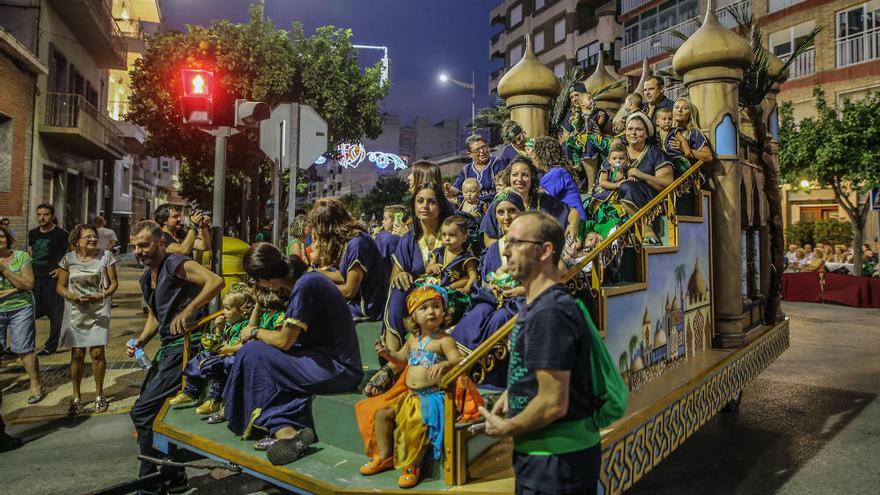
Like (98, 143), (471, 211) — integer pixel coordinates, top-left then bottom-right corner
(0, 52), (36, 242)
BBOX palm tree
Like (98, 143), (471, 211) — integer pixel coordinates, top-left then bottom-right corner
(658, 2), (819, 325)
(628, 335), (640, 367)
(471, 103), (511, 138)
(619, 352), (629, 373)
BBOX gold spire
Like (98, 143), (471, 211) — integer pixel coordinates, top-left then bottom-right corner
(498, 34), (561, 99)
(635, 58), (651, 95)
(672, 0), (752, 76)
(584, 49), (627, 107)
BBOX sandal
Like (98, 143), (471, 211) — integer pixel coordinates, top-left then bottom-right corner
(68, 397), (81, 415)
(94, 395), (110, 413)
(206, 410), (226, 424)
(398, 464), (421, 489)
(27, 388), (46, 405)
(364, 365), (397, 397)
(359, 455), (394, 476)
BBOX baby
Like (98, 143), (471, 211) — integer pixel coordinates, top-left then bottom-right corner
(457, 178), (486, 219)
(425, 215), (479, 293)
(655, 107), (692, 174)
(359, 286), (464, 488)
(169, 290), (255, 416)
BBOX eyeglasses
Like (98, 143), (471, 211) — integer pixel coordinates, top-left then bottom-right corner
(506, 238), (545, 248)
(80, 235), (98, 240)
(468, 145), (489, 154)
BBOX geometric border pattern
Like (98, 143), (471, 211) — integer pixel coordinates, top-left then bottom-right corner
(598, 319), (790, 494)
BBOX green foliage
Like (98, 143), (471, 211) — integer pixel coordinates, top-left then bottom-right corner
(784, 221), (814, 246)
(812, 218), (853, 246)
(127, 6), (388, 206)
(473, 103), (510, 138)
(357, 175), (410, 221)
(548, 65), (586, 136)
(336, 193), (363, 218)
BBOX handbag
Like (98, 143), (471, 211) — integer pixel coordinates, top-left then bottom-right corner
(575, 299), (629, 428)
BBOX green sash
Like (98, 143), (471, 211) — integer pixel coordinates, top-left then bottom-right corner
(513, 417), (600, 455)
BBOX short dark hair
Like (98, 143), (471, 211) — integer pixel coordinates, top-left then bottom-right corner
(154, 203), (179, 226)
(243, 242), (308, 282)
(0, 225), (14, 248)
(520, 211), (565, 265)
(36, 203), (54, 215)
(441, 214), (470, 235)
(68, 224), (98, 248)
(466, 135), (486, 152)
(132, 220), (163, 239)
(646, 76), (665, 88)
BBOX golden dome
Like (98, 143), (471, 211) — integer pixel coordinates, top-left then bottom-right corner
(642, 307), (651, 325)
(585, 49), (627, 104)
(765, 48), (789, 83)
(498, 34), (561, 99)
(672, 0), (753, 76)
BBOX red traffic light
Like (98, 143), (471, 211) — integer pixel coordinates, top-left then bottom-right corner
(181, 69), (213, 97)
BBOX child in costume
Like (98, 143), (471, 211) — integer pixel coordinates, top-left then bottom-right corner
(375, 204), (407, 272)
(582, 143), (632, 240)
(422, 215), (479, 324)
(168, 289), (254, 415)
(357, 286), (467, 488)
(456, 178), (487, 220)
(655, 107), (692, 175)
(612, 92), (643, 136)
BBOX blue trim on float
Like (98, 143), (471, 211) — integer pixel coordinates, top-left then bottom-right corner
(769, 108), (779, 139)
(715, 114), (737, 156)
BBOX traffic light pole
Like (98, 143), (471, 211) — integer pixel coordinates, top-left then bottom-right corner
(209, 126), (233, 311)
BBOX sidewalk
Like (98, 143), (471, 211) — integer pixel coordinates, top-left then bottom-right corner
(1, 261), (157, 423)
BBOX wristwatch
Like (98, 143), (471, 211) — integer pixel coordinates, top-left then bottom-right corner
(250, 326), (259, 341)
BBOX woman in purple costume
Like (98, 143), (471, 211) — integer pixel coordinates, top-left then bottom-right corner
(222, 244), (363, 466)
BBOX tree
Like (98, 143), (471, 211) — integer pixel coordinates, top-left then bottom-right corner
(778, 88), (880, 275)
(358, 175), (409, 221)
(127, 6), (387, 220)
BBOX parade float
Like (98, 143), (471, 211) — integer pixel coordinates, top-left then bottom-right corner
(149, 3), (791, 493)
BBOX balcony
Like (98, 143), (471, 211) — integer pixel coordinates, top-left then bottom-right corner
(768, 0), (805, 14)
(41, 93), (125, 159)
(788, 47), (815, 79)
(490, 31), (506, 59)
(621, 0), (653, 17)
(46, 0), (126, 69)
(836, 27), (880, 68)
(490, 2), (506, 25)
(620, 0), (750, 68)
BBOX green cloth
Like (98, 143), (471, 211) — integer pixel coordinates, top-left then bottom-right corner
(580, 201), (627, 239)
(259, 310), (285, 331)
(224, 319), (249, 346)
(0, 250), (34, 312)
(512, 300), (628, 456)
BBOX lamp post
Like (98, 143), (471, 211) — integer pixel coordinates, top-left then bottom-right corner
(438, 71), (476, 135)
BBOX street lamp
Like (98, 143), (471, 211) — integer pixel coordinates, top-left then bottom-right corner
(438, 71), (476, 135)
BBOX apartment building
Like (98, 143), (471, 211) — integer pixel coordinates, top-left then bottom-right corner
(757, 0), (880, 244)
(488, 0), (621, 95)
(0, 9), (47, 239)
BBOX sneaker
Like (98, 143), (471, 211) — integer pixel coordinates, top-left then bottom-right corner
(266, 427), (316, 465)
(206, 410), (226, 424)
(168, 391), (196, 406)
(68, 397), (82, 416)
(195, 399), (221, 416)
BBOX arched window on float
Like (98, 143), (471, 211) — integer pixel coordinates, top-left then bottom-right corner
(768, 108), (779, 140)
(714, 114), (737, 158)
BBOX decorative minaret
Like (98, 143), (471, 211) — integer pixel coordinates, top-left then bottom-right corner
(498, 34), (561, 138)
(763, 50), (789, 324)
(673, 0), (753, 348)
(584, 49), (627, 114)
(634, 58), (651, 95)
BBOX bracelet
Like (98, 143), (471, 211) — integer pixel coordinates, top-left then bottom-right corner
(189, 224), (200, 234)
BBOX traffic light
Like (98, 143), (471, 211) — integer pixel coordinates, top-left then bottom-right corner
(180, 69), (214, 124)
(234, 99), (271, 128)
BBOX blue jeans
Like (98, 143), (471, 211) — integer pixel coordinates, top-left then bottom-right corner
(0, 305), (36, 354)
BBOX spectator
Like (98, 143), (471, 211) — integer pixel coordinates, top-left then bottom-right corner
(254, 220), (273, 244)
(286, 215), (311, 264)
(27, 203), (68, 356)
(447, 136), (508, 203)
(801, 249), (825, 272)
(803, 244), (815, 263)
(785, 244), (798, 265)
(56, 224), (118, 414)
(154, 203), (211, 258)
(0, 225), (44, 403)
(0, 218), (14, 242)
(93, 216), (117, 253)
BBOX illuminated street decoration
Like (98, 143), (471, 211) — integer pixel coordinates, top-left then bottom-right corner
(313, 143), (408, 170)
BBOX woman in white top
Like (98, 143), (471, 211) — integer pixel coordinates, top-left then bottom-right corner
(56, 224), (118, 413)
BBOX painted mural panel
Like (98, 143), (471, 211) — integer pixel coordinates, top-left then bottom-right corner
(604, 200), (712, 392)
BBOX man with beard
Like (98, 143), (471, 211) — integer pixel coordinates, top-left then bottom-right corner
(127, 220), (224, 494)
(479, 212), (600, 495)
(27, 204), (68, 355)
(154, 204), (211, 259)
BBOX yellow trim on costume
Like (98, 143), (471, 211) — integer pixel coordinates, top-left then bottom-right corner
(285, 317), (309, 332)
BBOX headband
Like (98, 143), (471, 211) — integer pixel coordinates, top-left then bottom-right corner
(505, 124), (524, 141)
(626, 111), (655, 138)
(492, 190), (526, 212)
(406, 285), (447, 314)
(569, 82), (587, 94)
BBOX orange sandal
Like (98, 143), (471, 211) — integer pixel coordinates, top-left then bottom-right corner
(398, 464), (421, 488)
(359, 455), (394, 476)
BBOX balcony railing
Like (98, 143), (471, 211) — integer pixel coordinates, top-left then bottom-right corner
(621, 0), (652, 17)
(788, 47), (815, 79)
(46, 0), (126, 68)
(115, 17), (144, 39)
(836, 27), (880, 68)
(768, 0), (805, 14)
(665, 83), (688, 100)
(620, 0), (750, 68)
(42, 92), (125, 159)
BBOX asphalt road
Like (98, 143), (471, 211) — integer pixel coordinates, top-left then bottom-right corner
(1, 301), (877, 494)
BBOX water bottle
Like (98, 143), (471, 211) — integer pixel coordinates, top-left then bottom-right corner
(129, 339), (152, 370)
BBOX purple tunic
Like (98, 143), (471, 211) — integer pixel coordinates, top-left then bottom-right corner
(617, 144), (673, 209)
(223, 272), (363, 436)
(340, 232), (389, 321)
(540, 167), (587, 220)
(452, 156), (509, 204)
(481, 192), (571, 240)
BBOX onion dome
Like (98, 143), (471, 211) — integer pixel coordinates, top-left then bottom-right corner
(642, 307), (651, 325)
(672, 0), (753, 76)
(687, 259), (708, 301)
(635, 58), (651, 95)
(498, 34), (561, 99)
(585, 49), (627, 105)
(654, 325), (667, 347)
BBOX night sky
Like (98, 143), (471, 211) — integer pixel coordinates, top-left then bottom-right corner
(162, 0), (501, 125)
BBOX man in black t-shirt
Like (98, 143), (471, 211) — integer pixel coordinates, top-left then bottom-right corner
(154, 203), (211, 259)
(480, 212), (599, 495)
(27, 204), (69, 355)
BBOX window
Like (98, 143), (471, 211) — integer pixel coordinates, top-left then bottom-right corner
(535, 0), (545, 10)
(510, 3), (523, 27)
(509, 43), (523, 66)
(554, 61), (566, 78)
(554, 18), (566, 43)
(624, 0), (699, 45)
(624, 19), (639, 45)
(769, 21), (815, 57)
(534, 30), (545, 52)
(837, 2), (880, 38)
(576, 41), (600, 69)
(160, 160), (171, 173)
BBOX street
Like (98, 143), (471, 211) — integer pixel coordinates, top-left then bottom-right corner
(1, 300), (877, 494)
